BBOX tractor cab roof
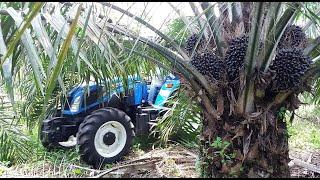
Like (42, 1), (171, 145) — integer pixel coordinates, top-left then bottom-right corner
(67, 76), (144, 97)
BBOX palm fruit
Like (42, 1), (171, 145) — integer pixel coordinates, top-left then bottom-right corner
(190, 53), (206, 74)
(190, 51), (225, 81)
(277, 25), (306, 50)
(225, 35), (249, 82)
(202, 51), (225, 81)
(185, 33), (204, 56)
(269, 48), (312, 92)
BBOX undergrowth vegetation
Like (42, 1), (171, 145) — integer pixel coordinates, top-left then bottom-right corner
(287, 104), (320, 150)
(1, 102), (319, 177)
(150, 86), (202, 148)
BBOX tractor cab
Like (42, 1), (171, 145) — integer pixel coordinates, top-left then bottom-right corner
(59, 74), (179, 116)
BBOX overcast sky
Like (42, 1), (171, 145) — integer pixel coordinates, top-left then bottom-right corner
(59, 2), (223, 37)
(102, 2), (195, 37)
(85, 2), (220, 37)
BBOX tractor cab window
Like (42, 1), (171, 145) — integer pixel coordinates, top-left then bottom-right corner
(63, 96), (74, 110)
(82, 86), (104, 108)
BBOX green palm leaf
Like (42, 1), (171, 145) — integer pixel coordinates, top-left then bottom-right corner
(42, 3), (82, 111)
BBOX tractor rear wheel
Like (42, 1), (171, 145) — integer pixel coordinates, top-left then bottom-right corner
(77, 108), (135, 169)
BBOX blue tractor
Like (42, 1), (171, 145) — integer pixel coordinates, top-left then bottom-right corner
(40, 74), (180, 168)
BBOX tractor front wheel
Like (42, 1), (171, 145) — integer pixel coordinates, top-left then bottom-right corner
(77, 108), (135, 169)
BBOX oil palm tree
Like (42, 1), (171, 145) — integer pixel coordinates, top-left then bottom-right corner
(1, 2), (320, 178)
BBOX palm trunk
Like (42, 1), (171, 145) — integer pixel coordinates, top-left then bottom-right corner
(198, 92), (290, 178)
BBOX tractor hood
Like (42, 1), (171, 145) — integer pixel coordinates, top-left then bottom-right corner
(67, 76), (142, 97)
(67, 81), (97, 97)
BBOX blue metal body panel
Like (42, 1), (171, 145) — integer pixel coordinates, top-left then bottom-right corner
(154, 78), (180, 107)
(133, 82), (146, 105)
(62, 75), (180, 116)
(63, 85), (111, 116)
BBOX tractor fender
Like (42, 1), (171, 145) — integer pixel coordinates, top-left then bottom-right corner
(107, 93), (124, 110)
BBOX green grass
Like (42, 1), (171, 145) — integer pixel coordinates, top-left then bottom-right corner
(23, 127), (81, 164)
(288, 120), (320, 150)
(2, 127), (90, 177)
(287, 104), (320, 150)
(133, 134), (157, 150)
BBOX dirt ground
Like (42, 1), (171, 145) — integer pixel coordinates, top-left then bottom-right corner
(92, 144), (199, 178)
(289, 148), (320, 178)
(98, 145), (320, 178)
(1, 144), (319, 178)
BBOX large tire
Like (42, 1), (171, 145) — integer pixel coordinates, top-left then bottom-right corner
(77, 108), (135, 169)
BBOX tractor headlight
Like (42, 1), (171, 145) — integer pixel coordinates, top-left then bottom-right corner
(70, 96), (81, 112)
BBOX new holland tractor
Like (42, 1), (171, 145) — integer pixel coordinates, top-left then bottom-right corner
(40, 74), (180, 168)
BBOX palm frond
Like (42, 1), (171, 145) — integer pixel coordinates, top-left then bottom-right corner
(261, 2), (300, 71)
(0, 20), (14, 107)
(0, 87), (31, 164)
(199, 2), (225, 57)
(151, 86), (201, 146)
(5, 6), (46, 96)
(42, 4), (82, 122)
(238, 2), (266, 113)
(100, 2), (189, 60)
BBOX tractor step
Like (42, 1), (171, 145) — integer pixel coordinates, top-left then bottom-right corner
(135, 113), (149, 135)
(135, 106), (160, 135)
(138, 106), (159, 114)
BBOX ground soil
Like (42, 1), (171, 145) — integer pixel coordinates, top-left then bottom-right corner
(289, 148), (320, 178)
(1, 144), (319, 178)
